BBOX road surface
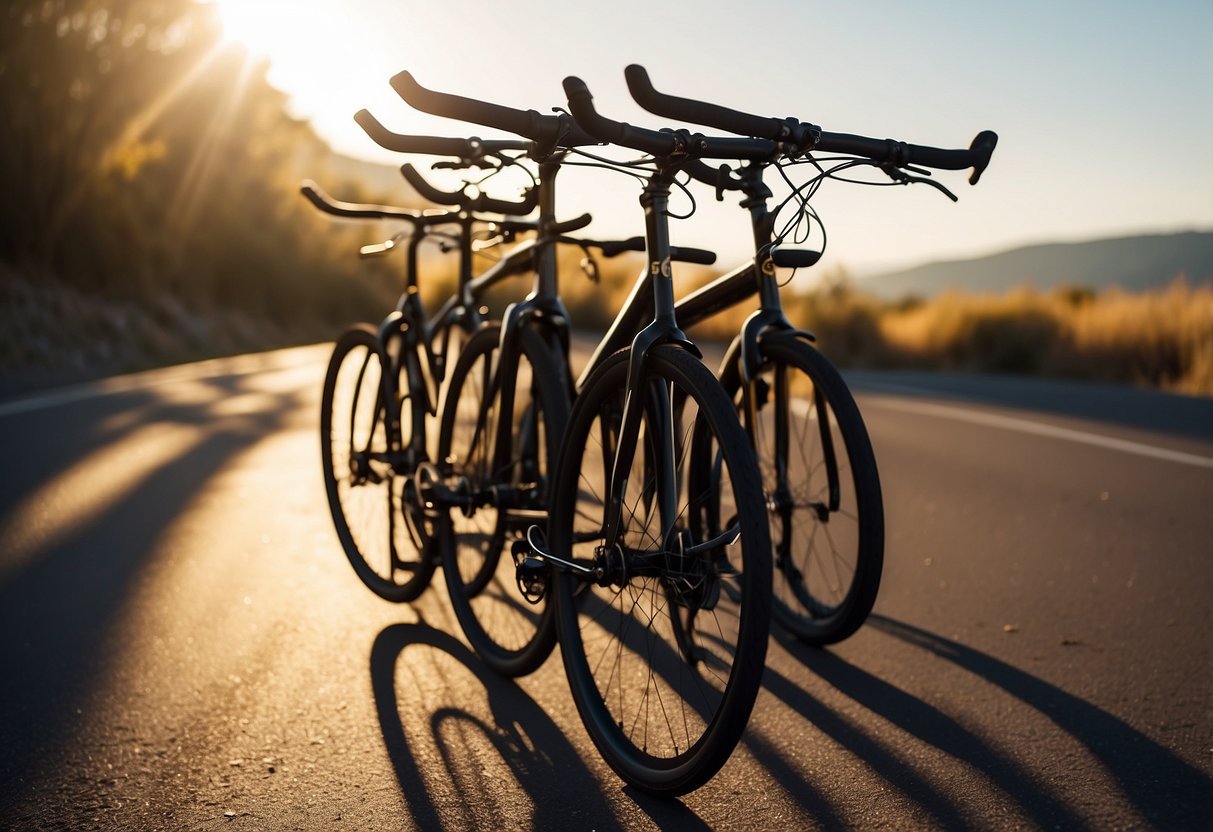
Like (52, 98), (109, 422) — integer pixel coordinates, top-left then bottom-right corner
(1, 344), (1210, 830)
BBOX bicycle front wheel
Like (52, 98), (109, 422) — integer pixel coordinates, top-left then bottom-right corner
(438, 324), (568, 677)
(320, 325), (436, 602)
(718, 336), (883, 644)
(549, 345), (771, 796)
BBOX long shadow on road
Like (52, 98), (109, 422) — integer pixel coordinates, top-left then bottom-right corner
(0, 376), (305, 807)
(865, 615), (1213, 831)
(772, 617), (1211, 830)
(774, 628), (1093, 830)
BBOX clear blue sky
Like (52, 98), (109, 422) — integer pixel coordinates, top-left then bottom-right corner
(214, 0), (1213, 275)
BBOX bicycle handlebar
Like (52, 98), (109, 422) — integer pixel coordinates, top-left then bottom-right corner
(390, 71), (599, 150)
(300, 180), (425, 222)
(624, 64), (997, 185)
(354, 109), (530, 158)
(819, 131), (998, 185)
(563, 76), (778, 161)
(399, 163), (539, 215)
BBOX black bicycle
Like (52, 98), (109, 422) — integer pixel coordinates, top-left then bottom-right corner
(310, 128), (591, 605)
(565, 66), (996, 646)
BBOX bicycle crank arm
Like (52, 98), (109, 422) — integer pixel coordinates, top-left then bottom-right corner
(511, 534), (597, 577)
(684, 522), (741, 556)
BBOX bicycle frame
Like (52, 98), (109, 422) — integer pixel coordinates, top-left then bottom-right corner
(569, 158), (854, 553)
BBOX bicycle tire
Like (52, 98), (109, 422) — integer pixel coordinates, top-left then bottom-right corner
(438, 323), (568, 676)
(712, 336), (883, 644)
(320, 325), (437, 602)
(549, 346), (771, 795)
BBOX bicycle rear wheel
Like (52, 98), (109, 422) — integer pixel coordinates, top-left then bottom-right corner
(320, 325), (436, 602)
(549, 346), (770, 796)
(716, 336), (883, 644)
(438, 324), (567, 676)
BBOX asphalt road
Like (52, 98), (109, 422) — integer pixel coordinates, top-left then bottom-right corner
(1, 344), (1210, 830)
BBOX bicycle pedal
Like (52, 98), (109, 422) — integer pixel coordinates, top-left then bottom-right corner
(513, 554), (549, 605)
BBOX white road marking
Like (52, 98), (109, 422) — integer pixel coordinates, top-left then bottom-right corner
(864, 395), (1213, 469)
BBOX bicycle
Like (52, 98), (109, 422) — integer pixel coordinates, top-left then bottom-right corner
(553, 66), (996, 646)
(619, 65), (993, 644)
(309, 128), (586, 605)
(380, 66), (995, 795)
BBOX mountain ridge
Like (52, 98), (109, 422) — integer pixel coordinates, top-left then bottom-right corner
(859, 230), (1213, 298)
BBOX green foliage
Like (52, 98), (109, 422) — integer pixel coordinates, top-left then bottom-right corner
(0, 0), (392, 340)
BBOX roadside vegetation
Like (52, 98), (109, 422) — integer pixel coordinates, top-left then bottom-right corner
(680, 270), (1213, 395)
(0, 0), (406, 392)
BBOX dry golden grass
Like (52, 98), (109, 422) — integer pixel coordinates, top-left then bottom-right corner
(562, 264), (1212, 395)
(444, 251), (1213, 398)
(812, 278), (1213, 394)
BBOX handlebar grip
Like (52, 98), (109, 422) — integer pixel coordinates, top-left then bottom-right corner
(399, 163), (466, 206)
(625, 64), (803, 144)
(965, 130), (998, 185)
(471, 188), (539, 216)
(392, 70), (533, 134)
(563, 76), (678, 156)
(550, 213), (593, 235)
(354, 110), (478, 157)
(594, 236), (646, 257)
(390, 70), (597, 150)
(897, 130), (998, 184)
(300, 180), (421, 222)
(816, 129), (998, 184)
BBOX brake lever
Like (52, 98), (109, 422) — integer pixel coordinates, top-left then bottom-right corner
(883, 164), (958, 202)
(359, 231), (409, 257)
(580, 249), (601, 283)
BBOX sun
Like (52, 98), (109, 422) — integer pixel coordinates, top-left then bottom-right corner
(208, 0), (300, 61)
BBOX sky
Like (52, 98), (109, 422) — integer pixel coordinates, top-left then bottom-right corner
(207, 0), (1213, 277)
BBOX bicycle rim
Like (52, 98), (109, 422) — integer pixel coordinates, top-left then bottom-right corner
(320, 325), (435, 602)
(726, 336), (883, 644)
(439, 324), (566, 676)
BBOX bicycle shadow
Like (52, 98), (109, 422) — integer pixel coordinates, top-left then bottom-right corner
(865, 615), (1212, 830)
(370, 621), (733, 828)
(770, 616), (1212, 830)
(369, 622), (621, 830)
(574, 591), (845, 826)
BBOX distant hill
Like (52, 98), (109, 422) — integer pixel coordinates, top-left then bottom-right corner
(861, 231), (1213, 298)
(322, 152), (417, 201)
(304, 152), (422, 205)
